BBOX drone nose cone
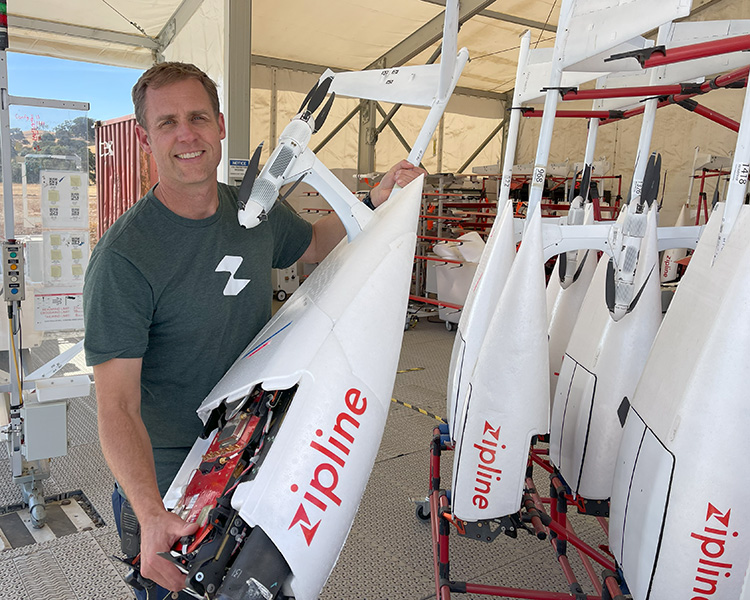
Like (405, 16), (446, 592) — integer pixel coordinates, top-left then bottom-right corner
(238, 200), (266, 229)
(611, 303), (628, 322)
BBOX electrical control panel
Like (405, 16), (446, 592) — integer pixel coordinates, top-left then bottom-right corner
(3, 240), (25, 301)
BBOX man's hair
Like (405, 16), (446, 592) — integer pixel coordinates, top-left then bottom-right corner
(132, 62), (220, 127)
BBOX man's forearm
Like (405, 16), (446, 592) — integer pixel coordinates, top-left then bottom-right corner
(98, 404), (164, 519)
(300, 212), (347, 264)
(93, 358), (165, 521)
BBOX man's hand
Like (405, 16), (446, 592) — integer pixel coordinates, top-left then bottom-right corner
(139, 509), (200, 592)
(370, 160), (426, 207)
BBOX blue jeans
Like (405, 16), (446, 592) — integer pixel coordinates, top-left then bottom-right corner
(112, 487), (194, 600)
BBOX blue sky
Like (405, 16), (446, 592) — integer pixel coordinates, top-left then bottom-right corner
(7, 53), (144, 131)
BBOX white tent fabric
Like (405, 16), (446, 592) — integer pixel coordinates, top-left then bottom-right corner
(7, 0), (750, 215)
(8, 0), (554, 93)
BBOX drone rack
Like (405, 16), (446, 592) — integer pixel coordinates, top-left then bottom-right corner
(427, 425), (626, 600)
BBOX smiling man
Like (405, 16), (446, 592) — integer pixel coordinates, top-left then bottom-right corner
(83, 62), (422, 598)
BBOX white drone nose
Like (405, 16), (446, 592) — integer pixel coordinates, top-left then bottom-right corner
(238, 200), (266, 229)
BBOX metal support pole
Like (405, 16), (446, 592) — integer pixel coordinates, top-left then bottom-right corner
(269, 67), (278, 144)
(1, 52), (14, 240)
(677, 100), (739, 132)
(224, 0), (252, 183)
(583, 118), (599, 167)
(437, 115), (444, 173)
(522, 109), (625, 119)
(640, 33), (750, 69)
(630, 24), (671, 200)
(358, 99), (376, 175)
(716, 76), (750, 255)
(527, 0), (572, 217)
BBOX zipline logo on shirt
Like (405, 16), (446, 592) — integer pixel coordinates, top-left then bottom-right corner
(215, 255), (250, 296)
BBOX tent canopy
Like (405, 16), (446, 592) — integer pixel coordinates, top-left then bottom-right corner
(8, 0), (746, 214)
(9, 0), (562, 98)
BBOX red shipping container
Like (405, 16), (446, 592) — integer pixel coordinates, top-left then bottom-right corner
(95, 115), (158, 239)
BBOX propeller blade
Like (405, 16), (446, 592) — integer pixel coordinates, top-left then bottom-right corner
(558, 252), (567, 284)
(573, 250), (590, 284)
(299, 83), (318, 113)
(641, 152), (661, 207)
(580, 164), (592, 203)
(305, 76), (333, 116)
(590, 179), (600, 201)
(237, 141), (264, 208)
(625, 265), (656, 315)
(658, 171), (668, 209)
(313, 93), (336, 134)
(605, 257), (616, 314)
(567, 170), (581, 203)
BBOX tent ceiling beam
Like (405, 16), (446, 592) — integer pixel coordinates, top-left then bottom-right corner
(251, 55), (507, 101)
(420, 0), (557, 32)
(457, 116), (506, 173)
(156, 0), (206, 53)
(8, 15), (159, 50)
(375, 103), (404, 136)
(365, 0), (497, 70)
(375, 102), (422, 168)
(685, 0), (730, 18)
(313, 104), (361, 154)
(253, 55), (327, 75)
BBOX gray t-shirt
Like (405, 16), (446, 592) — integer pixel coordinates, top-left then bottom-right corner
(84, 183), (312, 492)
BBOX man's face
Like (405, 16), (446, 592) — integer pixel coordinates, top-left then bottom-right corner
(135, 78), (225, 191)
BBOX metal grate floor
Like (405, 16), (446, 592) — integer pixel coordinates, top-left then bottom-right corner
(0, 320), (608, 600)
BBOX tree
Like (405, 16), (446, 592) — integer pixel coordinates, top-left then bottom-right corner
(9, 128), (25, 143)
(8, 122), (95, 184)
(55, 117), (95, 142)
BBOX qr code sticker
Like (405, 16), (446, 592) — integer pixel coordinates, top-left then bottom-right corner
(50, 207), (59, 217)
(49, 177), (59, 187)
(72, 192), (80, 202)
(72, 207), (80, 218)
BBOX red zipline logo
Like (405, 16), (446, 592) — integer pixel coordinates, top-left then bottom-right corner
(689, 503), (738, 599)
(288, 388), (367, 546)
(471, 421), (505, 510)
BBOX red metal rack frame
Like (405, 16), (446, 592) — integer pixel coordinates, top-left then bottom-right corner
(693, 168), (729, 225)
(428, 427), (627, 600)
(520, 65), (749, 133)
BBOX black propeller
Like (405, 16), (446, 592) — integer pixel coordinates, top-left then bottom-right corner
(605, 258), (616, 313)
(567, 170), (581, 203)
(558, 252), (567, 284)
(313, 93), (336, 133)
(590, 174), (600, 201)
(640, 152), (661, 208)
(237, 141), (264, 209)
(579, 163), (592, 203)
(298, 85), (317, 114)
(300, 76), (333, 119)
(299, 76), (336, 133)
